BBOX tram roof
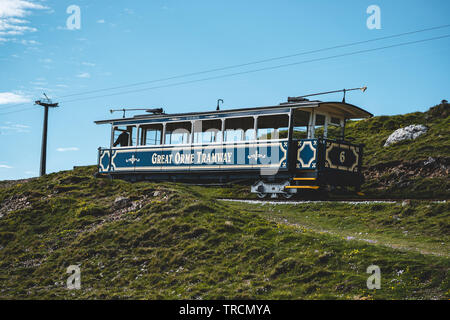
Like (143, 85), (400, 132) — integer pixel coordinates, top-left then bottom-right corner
(94, 100), (373, 126)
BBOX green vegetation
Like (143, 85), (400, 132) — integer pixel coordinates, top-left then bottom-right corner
(346, 102), (450, 167)
(0, 103), (448, 299)
(0, 166), (448, 299)
(224, 200), (449, 258)
(349, 103), (450, 199)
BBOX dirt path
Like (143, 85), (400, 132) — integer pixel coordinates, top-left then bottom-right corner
(268, 216), (448, 258)
(219, 199), (449, 258)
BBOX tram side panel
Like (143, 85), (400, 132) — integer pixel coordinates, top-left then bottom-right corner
(98, 147), (137, 174)
(294, 138), (364, 188)
(97, 140), (362, 187)
(97, 140), (289, 179)
(320, 139), (364, 188)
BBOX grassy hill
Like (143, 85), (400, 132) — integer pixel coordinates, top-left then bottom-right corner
(0, 102), (449, 299)
(346, 102), (449, 199)
(0, 166), (448, 299)
(346, 102), (450, 167)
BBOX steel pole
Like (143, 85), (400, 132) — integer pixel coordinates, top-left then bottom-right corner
(40, 105), (49, 176)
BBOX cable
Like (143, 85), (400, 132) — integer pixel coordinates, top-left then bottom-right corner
(55, 24), (450, 99)
(56, 34), (450, 104)
(0, 102), (29, 111)
(1, 32), (449, 115)
(0, 106), (38, 115)
(2, 23), (448, 111)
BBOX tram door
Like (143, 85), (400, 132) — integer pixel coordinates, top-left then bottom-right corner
(291, 109), (317, 171)
(223, 117), (255, 170)
(111, 125), (138, 172)
(136, 124), (163, 172)
(255, 114), (290, 175)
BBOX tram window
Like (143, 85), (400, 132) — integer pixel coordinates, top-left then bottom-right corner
(292, 109), (310, 139)
(224, 117), (254, 142)
(193, 119), (222, 144)
(330, 117), (341, 126)
(113, 126), (135, 147)
(327, 117), (342, 139)
(314, 114), (326, 138)
(139, 124), (162, 146)
(257, 114), (289, 140)
(165, 122), (191, 145)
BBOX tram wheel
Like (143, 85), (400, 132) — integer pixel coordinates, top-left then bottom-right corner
(282, 192), (293, 199)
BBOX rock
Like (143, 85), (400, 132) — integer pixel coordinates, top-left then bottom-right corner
(384, 124), (428, 147)
(424, 156), (436, 166)
(0, 195), (32, 215)
(113, 196), (130, 208)
(153, 191), (161, 197)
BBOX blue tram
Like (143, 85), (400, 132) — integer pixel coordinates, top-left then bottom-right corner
(95, 98), (372, 198)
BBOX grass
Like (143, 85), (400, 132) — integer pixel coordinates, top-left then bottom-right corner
(0, 103), (448, 299)
(0, 166), (448, 299)
(345, 102), (450, 167)
(350, 103), (450, 199)
(223, 200), (449, 258)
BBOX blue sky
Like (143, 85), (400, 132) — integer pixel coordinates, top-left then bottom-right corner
(1, 0), (449, 180)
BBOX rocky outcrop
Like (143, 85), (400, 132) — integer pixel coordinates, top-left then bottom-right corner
(0, 195), (32, 218)
(364, 157), (449, 189)
(384, 125), (428, 147)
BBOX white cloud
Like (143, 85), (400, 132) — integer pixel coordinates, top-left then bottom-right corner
(81, 61), (95, 67)
(0, 92), (30, 104)
(0, 0), (45, 18)
(0, 0), (47, 42)
(77, 72), (90, 79)
(30, 80), (46, 85)
(56, 147), (79, 152)
(12, 123), (29, 128)
(0, 164), (13, 169)
(19, 38), (38, 45)
(0, 22), (37, 36)
(0, 122), (31, 133)
(97, 19), (105, 24)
